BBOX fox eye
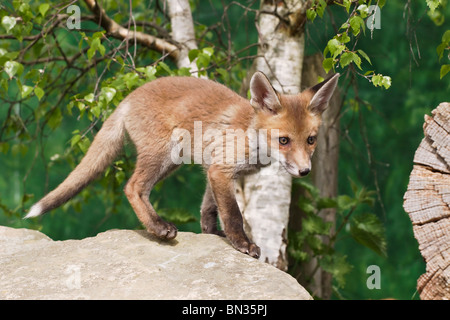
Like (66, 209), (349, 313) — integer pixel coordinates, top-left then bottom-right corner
(307, 136), (316, 145)
(279, 137), (290, 145)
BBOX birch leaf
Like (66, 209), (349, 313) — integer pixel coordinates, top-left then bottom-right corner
(350, 213), (387, 257)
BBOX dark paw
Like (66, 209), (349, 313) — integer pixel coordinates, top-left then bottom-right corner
(233, 240), (261, 259)
(215, 230), (226, 238)
(149, 220), (178, 240)
(202, 225), (226, 237)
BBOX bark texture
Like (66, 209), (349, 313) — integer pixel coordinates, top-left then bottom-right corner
(166, 0), (199, 71)
(403, 102), (450, 300)
(236, 0), (306, 271)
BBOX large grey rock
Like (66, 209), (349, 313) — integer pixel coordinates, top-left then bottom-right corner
(0, 226), (312, 300)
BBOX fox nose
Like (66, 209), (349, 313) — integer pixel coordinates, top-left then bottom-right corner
(299, 168), (310, 177)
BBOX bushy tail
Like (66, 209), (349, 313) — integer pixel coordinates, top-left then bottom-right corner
(25, 110), (125, 218)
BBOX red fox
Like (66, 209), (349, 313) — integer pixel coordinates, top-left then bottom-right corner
(26, 71), (339, 258)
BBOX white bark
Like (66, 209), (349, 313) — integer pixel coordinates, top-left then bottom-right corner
(166, 0), (199, 72)
(236, 1), (306, 271)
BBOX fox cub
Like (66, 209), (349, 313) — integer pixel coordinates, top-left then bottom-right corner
(26, 71), (339, 258)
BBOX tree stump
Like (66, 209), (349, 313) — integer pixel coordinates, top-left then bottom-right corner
(403, 102), (450, 300)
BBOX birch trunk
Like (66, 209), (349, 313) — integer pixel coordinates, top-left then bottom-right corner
(236, 0), (306, 271)
(166, 0), (199, 72)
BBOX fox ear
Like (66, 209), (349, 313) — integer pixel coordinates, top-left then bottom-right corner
(308, 73), (340, 115)
(250, 71), (281, 114)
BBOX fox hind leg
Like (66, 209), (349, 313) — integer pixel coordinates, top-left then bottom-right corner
(124, 154), (179, 240)
(200, 183), (226, 237)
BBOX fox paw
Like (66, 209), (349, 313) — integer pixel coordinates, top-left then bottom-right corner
(233, 241), (261, 259)
(148, 220), (178, 240)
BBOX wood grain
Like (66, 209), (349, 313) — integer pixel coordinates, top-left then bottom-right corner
(403, 102), (450, 300)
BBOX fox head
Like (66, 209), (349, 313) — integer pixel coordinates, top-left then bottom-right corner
(249, 71), (339, 178)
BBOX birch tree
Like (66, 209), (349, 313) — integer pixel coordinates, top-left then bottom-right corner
(236, 0), (307, 271)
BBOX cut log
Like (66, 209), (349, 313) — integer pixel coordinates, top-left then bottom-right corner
(403, 102), (450, 300)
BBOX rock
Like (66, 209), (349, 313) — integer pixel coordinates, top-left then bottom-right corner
(0, 226), (312, 300)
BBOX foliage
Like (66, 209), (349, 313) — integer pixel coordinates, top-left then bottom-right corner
(437, 29), (450, 78)
(289, 178), (386, 290)
(308, 0), (391, 89)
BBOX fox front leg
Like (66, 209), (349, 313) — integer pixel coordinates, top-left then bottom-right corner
(206, 165), (260, 258)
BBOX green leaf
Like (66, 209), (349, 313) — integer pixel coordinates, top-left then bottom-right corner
(0, 142), (10, 154)
(316, 0), (327, 18)
(440, 64), (450, 79)
(357, 4), (369, 18)
(326, 38), (345, 58)
(2, 16), (16, 33)
(196, 52), (211, 69)
(288, 246), (309, 262)
(357, 49), (372, 65)
(298, 197), (316, 215)
(39, 3), (50, 17)
(350, 213), (387, 257)
(317, 197), (338, 210)
(302, 212), (331, 235)
(349, 15), (365, 36)
(293, 179), (320, 199)
(144, 66), (157, 81)
(4, 61), (23, 79)
(81, 136), (91, 153)
(306, 8), (317, 22)
(437, 30), (450, 60)
(343, 0), (351, 13)
(340, 52), (362, 69)
(306, 235), (327, 254)
(115, 170), (126, 185)
(70, 134), (81, 147)
(176, 67), (191, 76)
(337, 194), (357, 211)
(320, 254), (353, 288)
(339, 52), (353, 68)
(34, 87), (44, 101)
(101, 87), (116, 103)
(381, 75), (392, 89)
(90, 105), (101, 118)
(84, 93), (94, 103)
(428, 8), (445, 26)
(426, 0), (442, 13)
(372, 74), (391, 89)
(336, 33), (350, 44)
(216, 68), (230, 82)
(47, 108), (63, 129)
(11, 143), (28, 156)
(87, 47), (95, 61)
(372, 74), (382, 87)
(21, 85), (33, 98)
(157, 61), (174, 76)
(123, 72), (140, 89)
(202, 47), (214, 57)
(323, 57), (334, 73)
(443, 30), (450, 44)
(188, 49), (200, 63)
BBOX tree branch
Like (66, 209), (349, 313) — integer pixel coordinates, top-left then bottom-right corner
(83, 0), (180, 61)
